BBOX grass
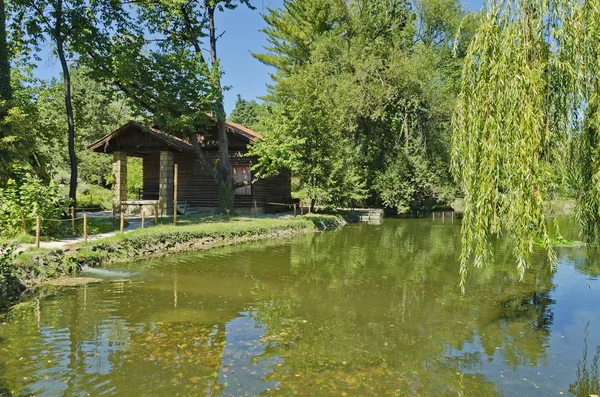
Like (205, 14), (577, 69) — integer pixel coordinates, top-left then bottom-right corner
(533, 235), (585, 248)
(0, 233), (35, 245)
(46, 217), (127, 240)
(98, 214), (342, 244)
(73, 214), (345, 264)
(2, 214), (345, 305)
(76, 185), (113, 210)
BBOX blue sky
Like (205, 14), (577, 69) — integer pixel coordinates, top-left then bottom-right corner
(33, 0), (484, 115)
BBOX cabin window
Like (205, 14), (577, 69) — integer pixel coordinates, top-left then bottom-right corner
(233, 164), (251, 195)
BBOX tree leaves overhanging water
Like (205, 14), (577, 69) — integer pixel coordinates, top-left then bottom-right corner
(452, 0), (600, 287)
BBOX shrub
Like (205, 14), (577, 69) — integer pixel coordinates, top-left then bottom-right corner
(0, 175), (70, 238)
(0, 243), (22, 302)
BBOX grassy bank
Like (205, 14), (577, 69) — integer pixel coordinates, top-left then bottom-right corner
(1, 215), (345, 307)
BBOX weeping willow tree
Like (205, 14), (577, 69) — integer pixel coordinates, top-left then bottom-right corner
(452, 0), (600, 287)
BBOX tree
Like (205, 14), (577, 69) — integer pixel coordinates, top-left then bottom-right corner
(0, 0), (10, 108)
(9, 0), (102, 205)
(229, 94), (261, 128)
(0, 8), (50, 186)
(83, 0), (255, 215)
(32, 68), (134, 187)
(452, 0), (600, 285)
(252, 0), (474, 211)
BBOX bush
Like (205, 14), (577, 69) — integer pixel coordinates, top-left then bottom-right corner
(0, 175), (70, 238)
(0, 243), (22, 302)
(77, 184), (112, 210)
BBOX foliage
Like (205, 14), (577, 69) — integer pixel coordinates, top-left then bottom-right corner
(229, 94), (262, 128)
(252, 0), (476, 211)
(0, 0), (10, 105)
(451, 0), (600, 283)
(34, 69), (134, 187)
(80, 0), (255, 214)
(127, 157), (143, 199)
(0, 175), (69, 238)
(0, 242), (18, 293)
(76, 184), (112, 210)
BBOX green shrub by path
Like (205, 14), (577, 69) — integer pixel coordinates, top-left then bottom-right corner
(0, 175), (70, 238)
(76, 185), (112, 210)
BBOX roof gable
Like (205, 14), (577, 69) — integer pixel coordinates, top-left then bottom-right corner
(87, 119), (263, 154)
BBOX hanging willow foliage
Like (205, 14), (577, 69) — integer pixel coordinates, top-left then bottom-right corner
(452, 0), (600, 288)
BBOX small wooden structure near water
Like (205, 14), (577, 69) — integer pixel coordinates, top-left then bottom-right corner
(343, 208), (385, 225)
(87, 117), (293, 215)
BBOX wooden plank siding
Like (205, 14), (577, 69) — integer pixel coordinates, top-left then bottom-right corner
(142, 152), (291, 208)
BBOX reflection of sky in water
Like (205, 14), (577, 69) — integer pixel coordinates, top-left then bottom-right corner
(3, 219), (600, 396)
(219, 312), (281, 396)
(447, 253), (600, 396)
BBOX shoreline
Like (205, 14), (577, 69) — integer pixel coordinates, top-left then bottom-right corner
(1, 215), (346, 308)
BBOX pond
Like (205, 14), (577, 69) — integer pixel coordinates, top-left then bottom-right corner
(1, 218), (600, 396)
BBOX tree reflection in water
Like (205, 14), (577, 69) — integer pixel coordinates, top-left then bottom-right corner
(570, 324), (600, 397)
(1, 218), (595, 396)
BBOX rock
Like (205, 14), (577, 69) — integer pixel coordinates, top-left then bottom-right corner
(43, 277), (104, 287)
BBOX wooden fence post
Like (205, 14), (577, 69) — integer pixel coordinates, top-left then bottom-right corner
(154, 203), (159, 225)
(141, 210), (145, 229)
(35, 216), (40, 248)
(294, 204), (297, 217)
(71, 207), (75, 232)
(254, 200), (257, 217)
(21, 208), (26, 234)
(173, 163), (178, 225)
(120, 213), (124, 233)
(83, 213), (88, 243)
(442, 211), (445, 222)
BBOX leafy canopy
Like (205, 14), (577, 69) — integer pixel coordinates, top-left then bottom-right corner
(452, 0), (600, 286)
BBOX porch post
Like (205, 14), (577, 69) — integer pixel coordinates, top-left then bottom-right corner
(159, 151), (174, 215)
(112, 152), (128, 213)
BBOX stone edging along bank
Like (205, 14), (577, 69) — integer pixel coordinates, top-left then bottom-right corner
(1, 215), (345, 307)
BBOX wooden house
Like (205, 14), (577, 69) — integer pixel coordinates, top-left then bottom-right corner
(86, 118), (293, 215)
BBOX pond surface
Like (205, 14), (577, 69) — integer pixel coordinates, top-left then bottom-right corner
(1, 218), (600, 396)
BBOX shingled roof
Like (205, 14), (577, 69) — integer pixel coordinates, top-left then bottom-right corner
(86, 118), (263, 153)
(206, 114), (264, 143)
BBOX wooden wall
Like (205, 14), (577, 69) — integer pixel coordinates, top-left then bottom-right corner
(142, 151), (292, 208)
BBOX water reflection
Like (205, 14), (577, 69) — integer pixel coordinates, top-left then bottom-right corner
(569, 325), (600, 397)
(0, 219), (598, 396)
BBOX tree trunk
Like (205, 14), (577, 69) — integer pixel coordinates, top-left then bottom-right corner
(55, 0), (77, 207)
(208, 5), (234, 215)
(0, 0), (11, 108)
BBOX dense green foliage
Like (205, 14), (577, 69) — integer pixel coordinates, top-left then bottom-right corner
(251, 0), (478, 211)
(452, 0), (600, 282)
(229, 94), (262, 128)
(0, 0), (10, 105)
(0, 175), (69, 238)
(80, 0), (255, 214)
(2, 0), (480, 218)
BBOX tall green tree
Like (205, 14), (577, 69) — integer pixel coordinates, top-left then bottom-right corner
(252, 0), (474, 211)
(0, 0), (10, 108)
(229, 94), (261, 128)
(32, 68), (134, 186)
(452, 0), (600, 285)
(85, 0), (255, 214)
(10, 0), (98, 205)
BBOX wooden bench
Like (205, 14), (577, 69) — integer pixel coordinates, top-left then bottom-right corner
(264, 196), (300, 214)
